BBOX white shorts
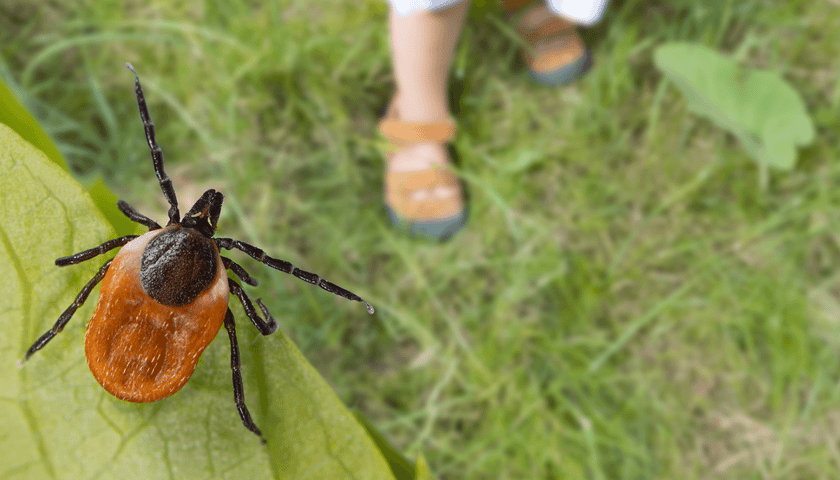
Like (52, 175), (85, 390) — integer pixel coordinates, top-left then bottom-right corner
(389, 0), (608, 26)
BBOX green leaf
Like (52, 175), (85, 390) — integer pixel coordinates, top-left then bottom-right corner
(653, 42), (815, 170)
(0, 122), (119, 479)
(0, 123), (394, 479)
(0, 75), (136, 235)
(259, 330), (396, 479)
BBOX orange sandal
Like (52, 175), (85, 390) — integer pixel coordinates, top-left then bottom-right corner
(511, 4), (592, 86)
(378, 106), (467, 240)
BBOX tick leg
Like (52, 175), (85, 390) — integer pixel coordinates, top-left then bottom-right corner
(22, 259), (112, 362)
(125, 62), (180, 225)
(223, 308), (266, 444)
(222, 257), (258, 287)
(229, 279), (278, 335)
(215, 237), (374, 314)
(55, 236), (137, 266)
(117, 200), (161, 230)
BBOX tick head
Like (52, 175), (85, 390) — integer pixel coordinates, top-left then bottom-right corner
(181, 189), (224, 238)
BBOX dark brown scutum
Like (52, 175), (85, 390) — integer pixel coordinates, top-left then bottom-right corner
(140, 225), (217, 306)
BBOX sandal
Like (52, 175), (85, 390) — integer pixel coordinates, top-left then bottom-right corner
(378, 100), (467, 240)
(511, 3), (592, 86)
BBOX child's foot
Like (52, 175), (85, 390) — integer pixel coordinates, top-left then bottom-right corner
(378, 96), (467, 240)
(513, 4), (592, 86)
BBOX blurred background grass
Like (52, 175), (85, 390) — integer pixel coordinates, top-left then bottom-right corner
(2, 0), (839, 478)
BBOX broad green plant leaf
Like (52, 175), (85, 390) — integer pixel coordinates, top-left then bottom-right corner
(653, 42), (814, 170)
(0, 123), (396, 479)
(0, 75), (135, 235)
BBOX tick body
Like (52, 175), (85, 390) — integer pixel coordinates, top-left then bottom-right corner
(22, 63), (374, 444)
(86, 226), (228, 403)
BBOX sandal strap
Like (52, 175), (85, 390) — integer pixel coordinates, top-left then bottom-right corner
(388, 195), (464, 221)
(398, 196), (463, 221)
(385, 166), (463, 220)
(386, 166), (459, 194)
(378, 118), (456, 146)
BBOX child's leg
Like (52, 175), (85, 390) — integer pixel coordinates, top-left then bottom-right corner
(388, 1), (470, 123)
(381, 1), (471, 239)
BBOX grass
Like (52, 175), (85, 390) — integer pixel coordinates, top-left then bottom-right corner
(3, 0), (840, 478)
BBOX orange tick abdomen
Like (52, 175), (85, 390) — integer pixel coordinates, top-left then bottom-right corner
(84, 229), (229, 403)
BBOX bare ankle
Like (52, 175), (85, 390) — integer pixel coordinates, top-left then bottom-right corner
(396, 95), (450, 123)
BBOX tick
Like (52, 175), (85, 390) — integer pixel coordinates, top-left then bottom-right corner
(20, 62), (374, 444)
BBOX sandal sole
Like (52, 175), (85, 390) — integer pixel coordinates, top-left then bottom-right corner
(529, 48), (592, 86)
(385, 205), (468, 241)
